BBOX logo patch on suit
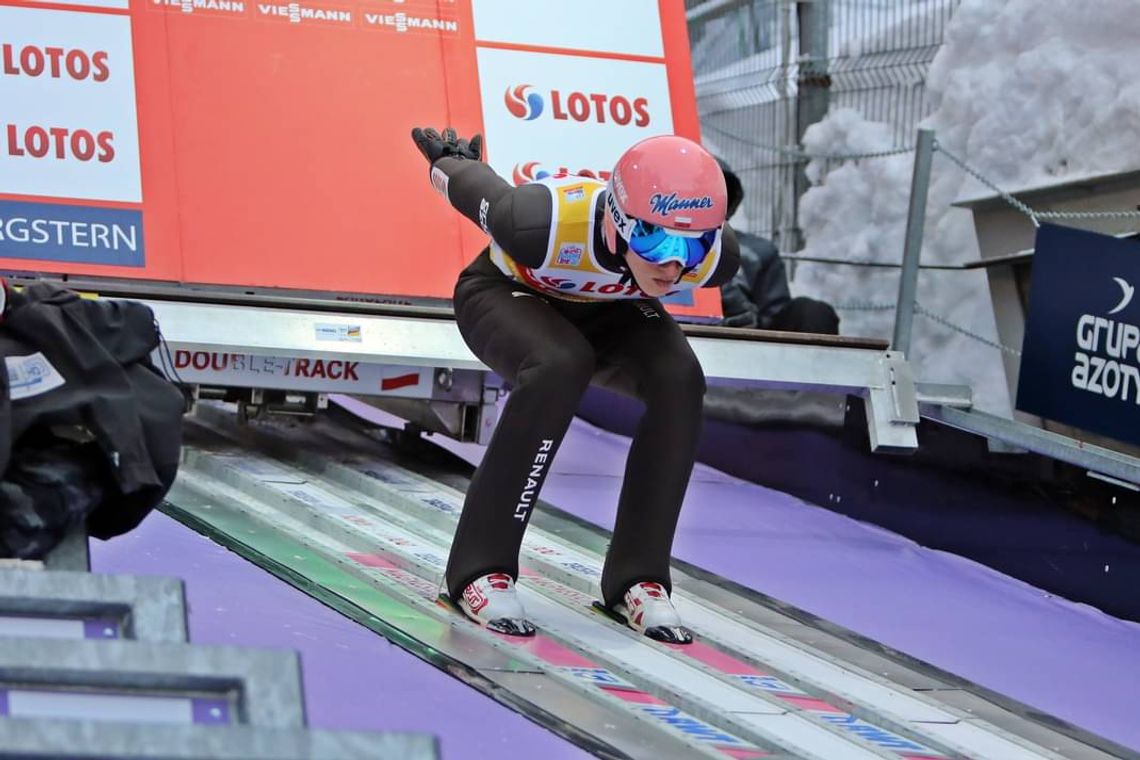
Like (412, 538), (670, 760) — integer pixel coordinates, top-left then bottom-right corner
(557, 243), (584, 266)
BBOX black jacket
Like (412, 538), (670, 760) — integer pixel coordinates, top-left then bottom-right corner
(0, 283), (185, 548)
(719, 230), (791, 328)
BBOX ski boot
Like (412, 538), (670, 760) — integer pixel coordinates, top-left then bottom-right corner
(444, 572), (536, 637)
(601, 581), (693, 644)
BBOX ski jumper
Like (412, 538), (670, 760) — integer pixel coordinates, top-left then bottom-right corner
(429, 157), (740, 607)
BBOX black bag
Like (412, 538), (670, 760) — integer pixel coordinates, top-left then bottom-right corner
(0, 283), (187, 558)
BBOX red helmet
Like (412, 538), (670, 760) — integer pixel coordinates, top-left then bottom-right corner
(603, 135), (727, 267)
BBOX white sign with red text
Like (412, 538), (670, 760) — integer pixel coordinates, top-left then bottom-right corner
(0, 5), (141, 202)
(159, 350), (433, 397)
(476, 47), (674, 187)
(471, 0), (663, 57)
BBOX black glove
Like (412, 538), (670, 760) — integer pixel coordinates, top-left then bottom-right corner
(411, 127), (482, 165)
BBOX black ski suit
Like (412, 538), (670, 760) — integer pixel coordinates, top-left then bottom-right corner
(430, 157), (739, 607)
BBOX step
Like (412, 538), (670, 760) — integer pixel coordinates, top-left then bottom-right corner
(0, 637), (303, 728)
(0, 569), (186, 643)
(0, 717), (438, 759)
(43, 528), (90, 572)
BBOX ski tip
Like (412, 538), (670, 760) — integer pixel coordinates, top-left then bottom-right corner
(487, 618), (537, 637)
(440, 592), (536, 636)
(593, 601), (695, 644)
(645, 625), (694, 645)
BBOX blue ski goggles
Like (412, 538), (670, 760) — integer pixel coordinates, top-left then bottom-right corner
(626, 219), (719, 269)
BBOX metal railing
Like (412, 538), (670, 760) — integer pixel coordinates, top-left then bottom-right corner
(689, 0), (961, 249)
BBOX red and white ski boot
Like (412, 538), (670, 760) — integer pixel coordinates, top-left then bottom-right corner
(613, 581), (693, 644)
(453, 572), (536, 637)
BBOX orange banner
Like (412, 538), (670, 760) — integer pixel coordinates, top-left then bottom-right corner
(0, 0), (719, 316)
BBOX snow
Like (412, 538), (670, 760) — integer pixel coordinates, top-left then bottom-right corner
(778, 0), (1140, 414)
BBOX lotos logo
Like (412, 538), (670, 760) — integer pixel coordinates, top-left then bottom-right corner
(539, 275), (579, 291)
(504, 84), (544, 121)
(512, 161), (551, 185)
(504, 84), (649, 127)
(512, 162), (612, 186)
(650, 193), (714, 217)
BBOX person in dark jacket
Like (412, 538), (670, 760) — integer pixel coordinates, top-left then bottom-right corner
(411, 127), (740, 644)
(718, 159), (839, 334)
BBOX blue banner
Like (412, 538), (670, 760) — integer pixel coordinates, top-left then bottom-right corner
(1017, 223), (1140, 445)
(0, 200), (144, 267)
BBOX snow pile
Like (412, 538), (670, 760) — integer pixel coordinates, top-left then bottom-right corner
(792, 0), (1140, 414)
